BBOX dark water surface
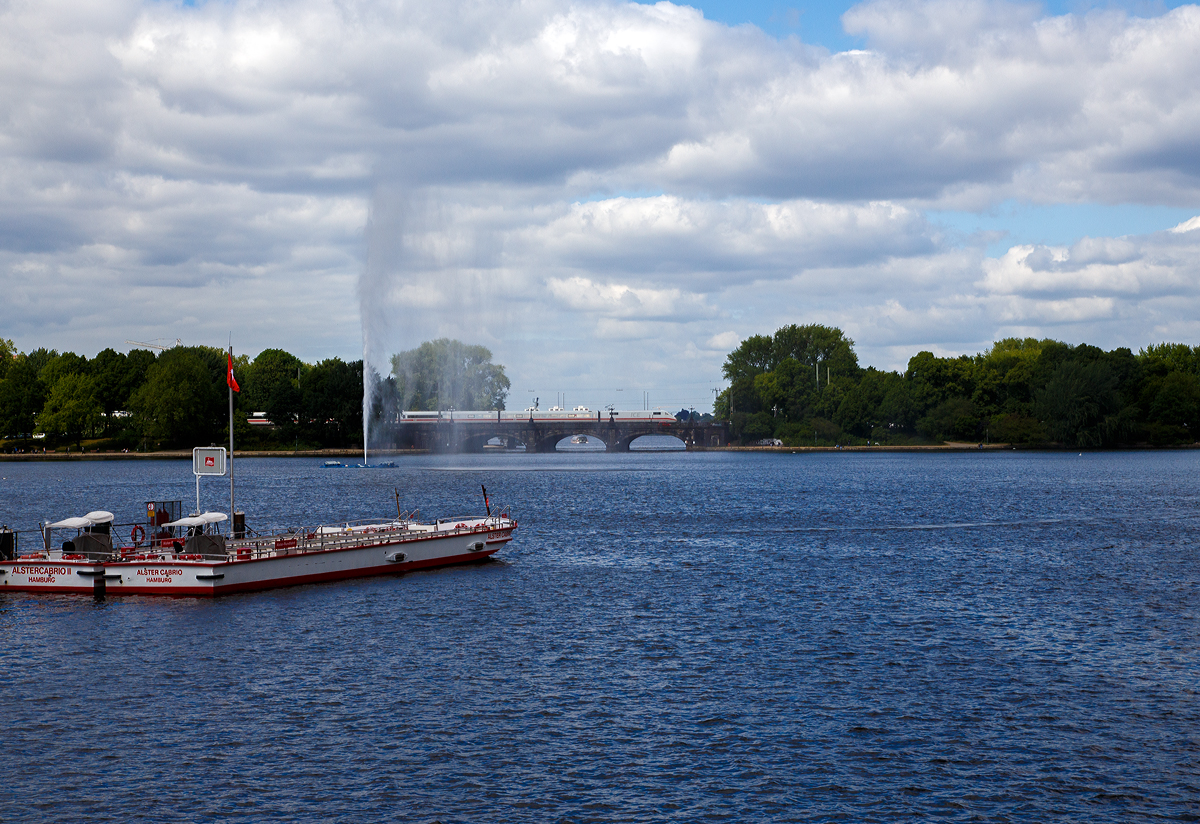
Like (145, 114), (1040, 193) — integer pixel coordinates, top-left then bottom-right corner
(2, 451), (1198, 822)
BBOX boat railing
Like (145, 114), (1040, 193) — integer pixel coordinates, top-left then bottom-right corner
(6, 521), (167, 560)
(3, 528), (109, 561)
(2, 527), (31, 560)
(4, 513), (515, 565)
(221, 513), (515, 563)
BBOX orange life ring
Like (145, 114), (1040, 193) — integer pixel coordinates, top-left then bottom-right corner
(131, 524), (146, 547)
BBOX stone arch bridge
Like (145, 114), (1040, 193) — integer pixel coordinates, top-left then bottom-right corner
(380, 416), (728, 453)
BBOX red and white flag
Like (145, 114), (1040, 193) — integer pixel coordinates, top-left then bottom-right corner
(227, 352), (240, 392)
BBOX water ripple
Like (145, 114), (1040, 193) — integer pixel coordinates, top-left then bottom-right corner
(1, 452), (1199, 821)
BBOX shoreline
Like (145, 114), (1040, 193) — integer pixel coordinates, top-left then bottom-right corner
(2, 442), (1198, 461)
(0, 448), (426, 462)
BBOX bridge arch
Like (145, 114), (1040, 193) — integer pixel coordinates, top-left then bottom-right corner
(627, 434), (687, 451)
(455, 430), (537, 452)
(606, 429), (688, 451)
(553, 434), (606, 451)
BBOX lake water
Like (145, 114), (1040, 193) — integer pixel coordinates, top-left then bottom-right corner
(1, 451), (1198, 822)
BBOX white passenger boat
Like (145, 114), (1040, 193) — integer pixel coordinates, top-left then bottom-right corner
(0, 506), (516, 598)
(0, 359), (520, 596)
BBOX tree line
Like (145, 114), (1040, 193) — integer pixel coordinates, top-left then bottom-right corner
(17, 325), (1191, 451)
(0, 339), (362, 450)
(716, 325), (1200, 447)
(0, 337), (511, 451)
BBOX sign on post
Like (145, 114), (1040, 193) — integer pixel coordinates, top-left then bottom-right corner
(192, 447), (227, 516)
(193, 447), (227, 476)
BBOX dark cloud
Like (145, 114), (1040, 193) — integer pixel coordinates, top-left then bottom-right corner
(0, 212), (88, 253)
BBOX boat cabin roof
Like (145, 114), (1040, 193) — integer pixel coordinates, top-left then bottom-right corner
(49, 510), (114, 529)
(164, 516), (207, 527)
(164, 512), (227, 528)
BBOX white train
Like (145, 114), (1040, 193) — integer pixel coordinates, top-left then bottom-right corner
(398, 405), (678, 424)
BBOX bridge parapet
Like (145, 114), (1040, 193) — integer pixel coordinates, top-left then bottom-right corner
(379, 418), (727, 452)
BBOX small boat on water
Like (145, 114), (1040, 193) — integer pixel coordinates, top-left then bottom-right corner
(0, 353), (516, 596)
(0, 499), (516, 598)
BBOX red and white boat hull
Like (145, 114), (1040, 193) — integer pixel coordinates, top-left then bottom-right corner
(2, 518), (515, 598)
(0, 557), (106, 596)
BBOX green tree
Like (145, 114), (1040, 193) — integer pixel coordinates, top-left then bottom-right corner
(24, 348), (58, 377)
(720, 324), (860, 442)
(39, 351), (88, 388)
(0, 356), (48, 438)
(988, 412), (1047, 444)
(89, 347), (157, 434)
(722, 334), (775, 384)
(1143, 370), (1200, 442)
(0, 338), (15, 381)
(36, 373), (102, 448)
(879, 378), (919, 432)
(125, 349), (157, 395)
(128, 348), (224, 447)
(90, 348), (129, 419)
(906, 351), (976, 412)
(390, 339), (510, 410)
(753, 364), (793, 417)
(917, 397), (980, 442)
(242, 349), (304, 434)
(715, 328), (1200, 447)
(835, 369), (904, 437)
(772, 324), (859, 375)
(723, 325), (858, 385)
(1140, 342), (1200, 377)
(741, 411), (775, 441)
(301, 358), (364, 445)
(973, 338), (1051, 417)
(1035, 360), (1124, 446)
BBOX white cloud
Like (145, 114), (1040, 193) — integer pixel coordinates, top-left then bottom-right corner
(706, 331), (740, 350)
(995, 295), (1116, 324)
(978, 230), (1199, 298)
(513, 195), (936, 290)
(1171, 215), (1200, 234)
(546, 276), (713, 319)
(1, 0), (1200, 410)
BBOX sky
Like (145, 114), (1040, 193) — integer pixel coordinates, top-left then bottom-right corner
(3, 0), (1200, 414)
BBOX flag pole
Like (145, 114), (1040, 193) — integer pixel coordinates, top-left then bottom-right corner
(228, 340), (235, 528)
